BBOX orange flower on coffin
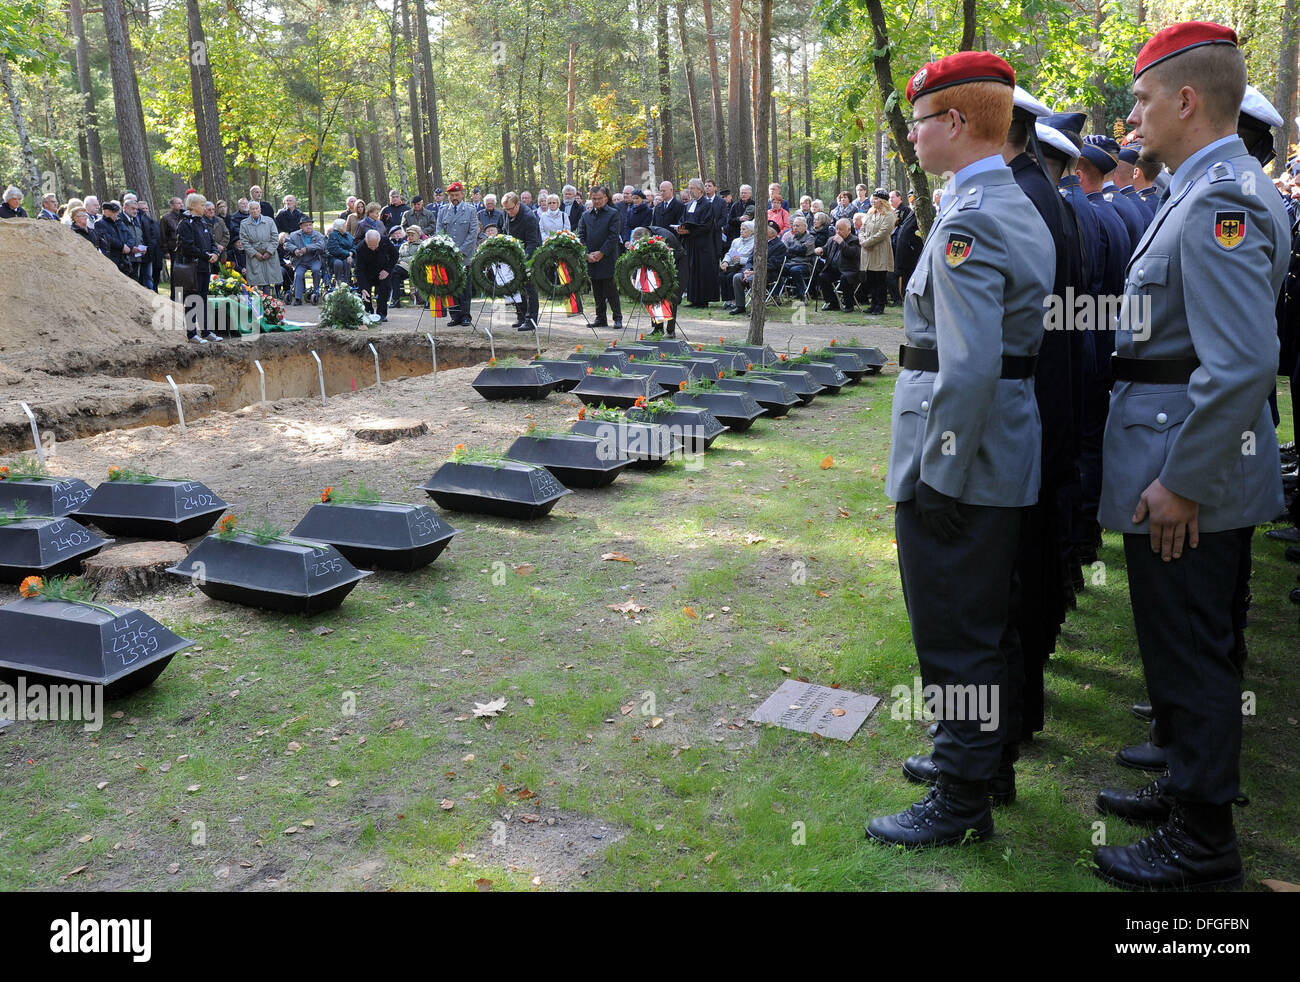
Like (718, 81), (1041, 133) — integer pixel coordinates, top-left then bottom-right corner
(830, 338), (837, 346)
(19, 575), (42, 598)
(577, 407), (586, 420)
(779, 353), (788, 361)
(629, 354), (635, 361)
(678, 380), (687, 391)
(696, 344), (703, 351)
(455, 443), (466, 452)
(659, 352), (665, 360)
(321, 487), (333, 503)
(0, 466), (8, 480)
(611, 340), (617, 347)
(576, 344), (583, 352)
(488, 356), (497, 366)
(218, 515), (237, 534)
(587, 367), (594, 374)
(634, 396), (648, 408)
(747, 362), (754, 371)
(639, 333), (645, 340)
(801, 346), (808, 355)
(717, 371), (724, 380)
(108, 465), (122, 480)
(719, 336), (724, 344)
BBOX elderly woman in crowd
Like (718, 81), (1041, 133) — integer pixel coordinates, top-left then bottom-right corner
(62, 197), (84, 225)
(69, 206), (98, 248)
(359, 202), (384, 239)
(238, 199), (280, 299)
(831, 190), (856, 224)
(326, 218), (355, 289)
(393, 224), (424, 306)
(858, 188), (896, 315)
(176, 192), (222, 343)
(718, 218), (756, 307)
(538, 194), (568, 241)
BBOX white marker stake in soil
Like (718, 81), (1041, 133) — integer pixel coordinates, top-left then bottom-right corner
(164, 376), (186, 434)
(254, 360), (267, 416)
(425, 333), (438, 378)
(310, 350), (326, 406)
(19, 402), (43, 463)
(368, 343), (382, 391)
(749, 680), (879, 742)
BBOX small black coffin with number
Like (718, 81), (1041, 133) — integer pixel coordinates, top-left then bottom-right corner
(0, 477), (94, 517)
(0, 597), (191, 696)
(76, 480), (229, 540)
(0, 518), (112, 583)
(291, 502), (458, 571)
(166, 534), (370, 615)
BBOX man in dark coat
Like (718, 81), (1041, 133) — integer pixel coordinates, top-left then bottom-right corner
(96, 201), (134, 275)
(579, 185), (623, 328)
(652, 180), (684, 231)
(354, 228), (399, 322)
(274, 195), (305, 235)
(502, 191), (542, 331)
(136, 200), (162, 291)
(817, 217), (860, 312)
(678, 178), (720, 306)
(562, 184), (585, 233)
(731, 221), (788, 315)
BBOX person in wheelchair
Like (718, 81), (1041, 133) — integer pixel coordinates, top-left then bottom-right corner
(286, 216), (328, 305)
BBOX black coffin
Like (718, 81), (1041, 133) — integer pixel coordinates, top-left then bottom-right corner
(419, 460), (572, 519)
(716, 377), (800, 415)
(505, 434), (633, 488)
(571, 372), (658, 409)
(789, 360), (849, 394)
(812, 350), (869, 382)
(639, 338), (692, 357)
(471, 364), (563, 400)
(666, 355), (729, 378)
(671, 390), (765, 431)
(291, 502), (459, 571)
(745, 369), (824, 404)
(697, 348), (750, 373)
(567, 350), (632, 372)
(569, 419), (683, 468)
(0, 478), (94, 518)
(720, 342), (780, 367)
(530, 359), (588, 392)
(167, 535), (371, 615)
(0, 597), (191, 697)
(625, 405), (728, 453)
(0, 518), (113, 583)
(642, 360), (701, 394)
(827, 345), (887, 374)
(604, 344), (660, 362)
(76, 479), (228, 541)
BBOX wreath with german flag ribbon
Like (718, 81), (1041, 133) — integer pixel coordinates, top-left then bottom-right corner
(410, 234), (467, 316)
(615, 236), (677, 304)
(468, 234), (528, 296)
(529, 229), (590, 314)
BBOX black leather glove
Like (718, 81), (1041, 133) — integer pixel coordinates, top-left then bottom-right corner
(914, 480), (965, 542)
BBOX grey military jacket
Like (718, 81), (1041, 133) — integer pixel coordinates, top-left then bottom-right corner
(885, 165), (1054, 507)
(1099, 137), (1288, 534)
(435, 201), (480, 260)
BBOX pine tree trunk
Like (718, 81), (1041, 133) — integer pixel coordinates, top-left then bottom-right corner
(566, 42), (577, 187)
(746, 0), (772, 345)
(0, 56), (40, 203)
(702, 0), (726, 187)
(366, 100), (386, 201)
(388, 10), (409, 198)
(101, 0), (156, 206)
(675, 1), (708, 179)
(657, 0), (674, 180)
(1277, 0), (1299, 173)
(802, 29), (812, 200)
(729, 2), (751, 188)
(69, 0), (108, 199)
(401, 0), (428, 199)
(185, 0), (229, 204)
(413, 0), (442, 190)
(353, 126), (371, 206)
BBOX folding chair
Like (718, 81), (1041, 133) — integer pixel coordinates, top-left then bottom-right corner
(763, 257), (789, 306)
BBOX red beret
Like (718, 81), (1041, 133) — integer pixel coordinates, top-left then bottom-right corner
(905, 51), (1015, 103)
(446, 181), (464, 192)
(1134, 21), (1237, 78)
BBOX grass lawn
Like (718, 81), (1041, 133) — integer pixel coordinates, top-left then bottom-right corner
(2, 363), (1296, 892)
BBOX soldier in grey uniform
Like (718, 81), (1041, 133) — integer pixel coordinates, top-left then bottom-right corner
(434, 181), (480, 326)
(865, 51), (1055, 849)
(1091, 21), (1289, 891)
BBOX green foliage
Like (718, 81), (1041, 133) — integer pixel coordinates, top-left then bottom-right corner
(468, 234), (527, 296)
(318, 284), (365, 330)
(0, 500), (31, 525)
(108, 466), (163, 483)
(6, 455), (49, 480)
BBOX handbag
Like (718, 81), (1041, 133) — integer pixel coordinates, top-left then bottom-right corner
(171, 260), (198, 294)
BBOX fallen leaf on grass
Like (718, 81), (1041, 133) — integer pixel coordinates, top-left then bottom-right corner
(607, 598), (648, 615)
(779, 665), (792, 674)
(704, 852), (717, 863)
(475, 878), (493, 891)
(620, 704), (635, 715)
(816, 590), (830, 598)
(820, 455), (834, 469)
(96, 781), (108, 791)
(326, 779), (341, 788)
(512, 563), (535, 576)
(186, 784), (201, 794)
(167, 863), (180, 875)
(601, 552), (633, 563)
(683, 606), (698, 619)
(831, 708), (846, 717)
(743, 534), (766, 544)
(77, 834), (93, 844)
(282, 827), (300, 835)
(287, 741), (302, 753)
(440, 799), (455, 811)
(473, 698), (508, 718)
(61, 866), (88, 881)
(520, 814), (540, 824)
(648, 717), (664, 729)
(311, 626), (334, 636)
(517, 788), (536, 800)
(838, 507), (850, 518)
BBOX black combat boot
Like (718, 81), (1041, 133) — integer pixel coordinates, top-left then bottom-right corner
(1130, 702), (1153, 722)
(1093, 800), (1244, 891)
(1117, 720), (1168, 772)
(866, 773), (994, 848)
(1096, 778), (1173, 826)
(902, 748), (1015, 806)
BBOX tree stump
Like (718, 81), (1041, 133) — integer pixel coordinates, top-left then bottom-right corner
(355, 418), (429, 444)
(81, 541), (189, 599)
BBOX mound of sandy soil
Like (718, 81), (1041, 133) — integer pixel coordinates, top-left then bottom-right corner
(0, 218), (188, 371)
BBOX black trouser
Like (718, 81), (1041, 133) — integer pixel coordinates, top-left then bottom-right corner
(388, 266), (409, 303)
(449, 261), (472, 322)
(591, 276), (621, 324)
(862, 269), (886, 311)
(359, 273), (388, 318)
(184, 279), (209, 339)
(719, 264), (744, 303)
(887, 269), (902, 304)
(516, 282), (539, 322)
(896, 500), (1025, 781)
(1076, 375), (1110, 547)
(819, 267), (859, 310)
(1124, 528), (1253, 804)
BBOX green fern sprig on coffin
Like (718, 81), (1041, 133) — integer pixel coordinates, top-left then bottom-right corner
(529, 230), (590, 301)
(318, 284), (365, 330)
(469, 234), (528, 296)
(410, 235), (468, 308)
(615, 235), (677, 303)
